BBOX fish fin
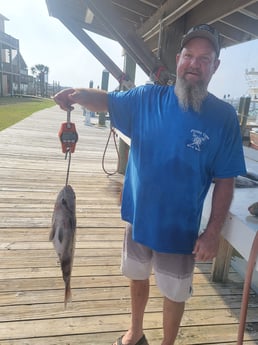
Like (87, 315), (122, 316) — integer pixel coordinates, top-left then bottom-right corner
(49, 226), (56, 241)
(246, 171), (258, 181)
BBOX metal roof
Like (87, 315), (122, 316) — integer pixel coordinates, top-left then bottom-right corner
(46, 0), (258, 85)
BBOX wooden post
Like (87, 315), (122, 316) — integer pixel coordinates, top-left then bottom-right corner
(99, 69), (109, 127)
(211, 235), (233, 282)
(239, 96), (251, 139)
(118, 52), (136, 174)
(238, 97), (244, 124)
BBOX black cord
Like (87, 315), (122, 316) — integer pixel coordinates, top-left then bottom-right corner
(102, 127), (120, 176)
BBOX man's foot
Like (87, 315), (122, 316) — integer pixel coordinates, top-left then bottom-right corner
(113, 333), (148, 345)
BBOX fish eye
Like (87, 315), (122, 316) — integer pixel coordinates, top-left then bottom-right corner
(62, 198), (67, 205)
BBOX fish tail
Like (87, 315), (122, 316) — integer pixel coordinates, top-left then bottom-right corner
(64, 280), (72, 308)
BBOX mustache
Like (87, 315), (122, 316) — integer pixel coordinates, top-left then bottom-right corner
(184, 68), (201, 76)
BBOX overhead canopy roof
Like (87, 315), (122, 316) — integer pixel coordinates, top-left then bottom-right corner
(46, 0), (258, 85)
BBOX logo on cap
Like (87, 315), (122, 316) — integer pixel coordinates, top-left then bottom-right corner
(181, 24), (220, 57)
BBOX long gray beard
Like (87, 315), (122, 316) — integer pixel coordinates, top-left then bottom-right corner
(175, 77), (207, 113)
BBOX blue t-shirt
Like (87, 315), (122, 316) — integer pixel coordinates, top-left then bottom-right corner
(108, 85), (246, 254)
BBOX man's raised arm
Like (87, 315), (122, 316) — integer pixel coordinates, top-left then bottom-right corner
(54, 88), (109, 113)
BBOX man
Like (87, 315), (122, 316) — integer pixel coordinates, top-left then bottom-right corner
(54, 24), (246, 345)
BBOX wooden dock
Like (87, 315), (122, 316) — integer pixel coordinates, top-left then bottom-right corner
(0, 105), (258, 345)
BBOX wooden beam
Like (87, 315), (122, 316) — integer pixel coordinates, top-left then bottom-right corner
(159, 19), (184, 76)
(221, 12), (258, 38)
(88, 0), (173, 83)
(185, 0), (258, 30)
(112, 7), (148, 25)
(213, 21), (255, 44)
(112, 0), (156, 17)
(137, 0), (204, 39)
(58, 17), (127, 85)
(87, 1), (153, 76)
(138, 0), (160, 8)
(240, 2), (258, 18)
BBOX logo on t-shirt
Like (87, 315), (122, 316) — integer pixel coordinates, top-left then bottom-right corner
(187, 129), (209, 151)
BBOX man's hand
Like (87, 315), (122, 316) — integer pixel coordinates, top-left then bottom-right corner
(192, 230), (220, 261)
(54, 88), (108, 113)
(54, 88), (76, 111)
(193, 177), (234, 262)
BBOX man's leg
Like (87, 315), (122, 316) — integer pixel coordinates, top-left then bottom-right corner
(115, 223), (152, 345)
(120, 279), (149, 345)
(162, 298), (185, 345)
(153, 252), (194, 345)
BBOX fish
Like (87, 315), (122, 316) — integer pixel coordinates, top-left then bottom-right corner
(235, 175), (258, 188)
(49, 185), (76, 308)
(245, 171), (258, 182)
(248, 202), (258, 217)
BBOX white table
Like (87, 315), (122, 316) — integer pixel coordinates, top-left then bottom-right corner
(202, 146), (258, 345)
(202, 146), (258, 279)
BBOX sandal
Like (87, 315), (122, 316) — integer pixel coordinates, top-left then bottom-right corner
(114, 334), (149, 345)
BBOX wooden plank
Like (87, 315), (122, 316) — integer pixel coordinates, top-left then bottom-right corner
(1, 289), (256, 313)
(0, 275), (249, 296)
(0, 309), (257, 340)
(0, 248), (122, 260)
(0, 309), (257, 345)
(0, 328), (256, 345)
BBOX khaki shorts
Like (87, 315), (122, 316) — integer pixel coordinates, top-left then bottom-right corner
(121, 223), (195, 302)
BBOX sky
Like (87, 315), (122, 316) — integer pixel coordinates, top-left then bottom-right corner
(1, 0), (258, 98)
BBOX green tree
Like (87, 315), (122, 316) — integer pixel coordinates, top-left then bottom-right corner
(31, 64), (49, 97)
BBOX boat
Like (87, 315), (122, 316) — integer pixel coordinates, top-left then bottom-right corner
(244, 68), (258, 149)
(250, 128), (258, 150)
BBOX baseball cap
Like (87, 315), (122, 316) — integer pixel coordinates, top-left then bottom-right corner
(180, 24), (220, 57)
